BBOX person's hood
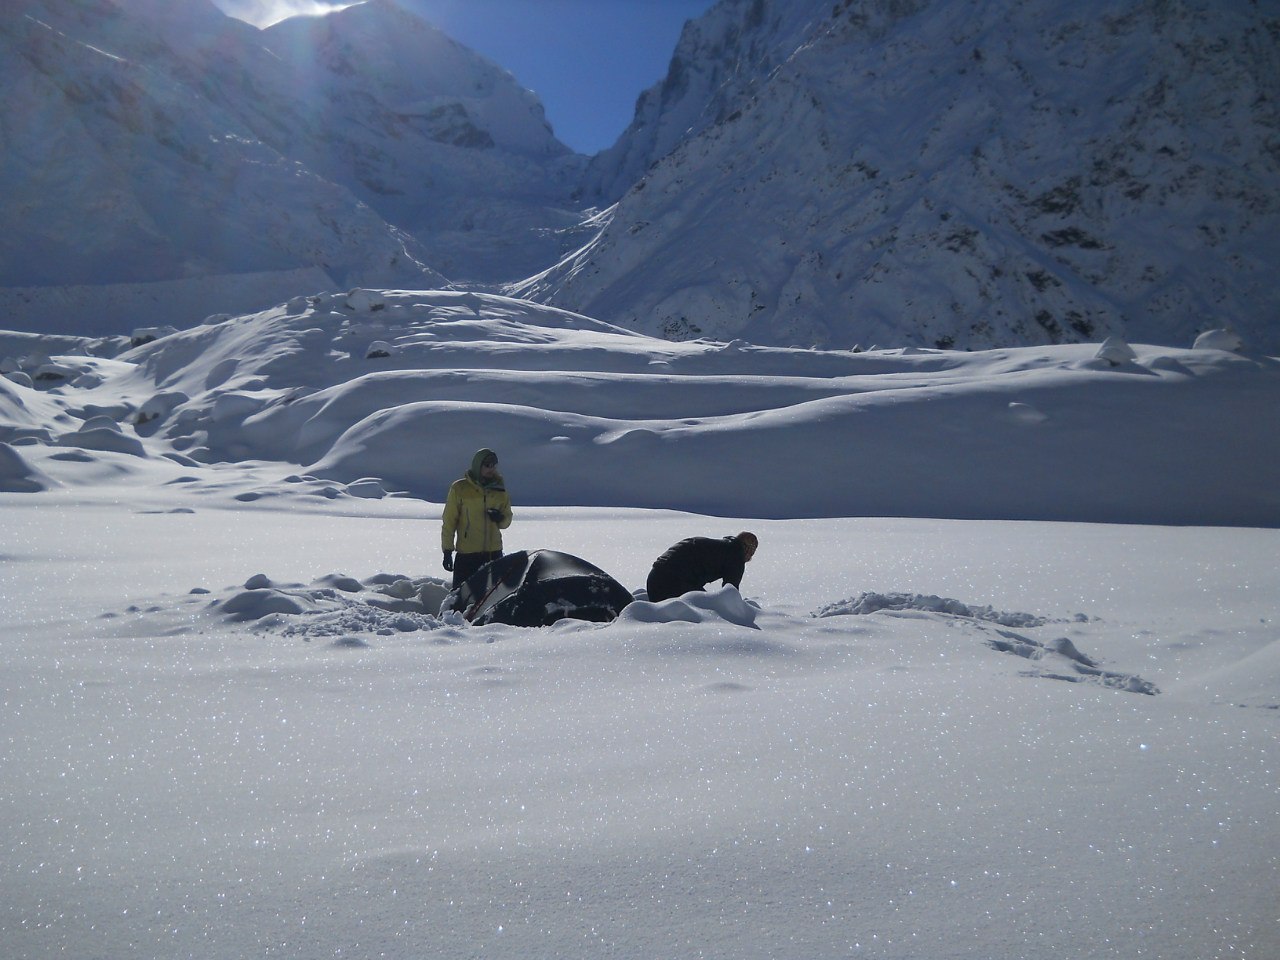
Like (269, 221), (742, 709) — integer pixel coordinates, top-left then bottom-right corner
(466, 448), (504, 489)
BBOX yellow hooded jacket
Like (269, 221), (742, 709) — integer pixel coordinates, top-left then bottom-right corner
(441, 449), (512, 554)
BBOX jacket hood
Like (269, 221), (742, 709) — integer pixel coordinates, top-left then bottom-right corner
(467, 448), (504, 489)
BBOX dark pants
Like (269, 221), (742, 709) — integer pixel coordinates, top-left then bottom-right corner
(646, 568), (698, 604)
(452, 550), (502, 590)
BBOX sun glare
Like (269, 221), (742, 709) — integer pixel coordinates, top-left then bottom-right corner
(268, 1), (362, 27)
(210, 0), (363, 29)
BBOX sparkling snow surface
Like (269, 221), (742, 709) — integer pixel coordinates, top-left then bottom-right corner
(2, 292), (1278, 959)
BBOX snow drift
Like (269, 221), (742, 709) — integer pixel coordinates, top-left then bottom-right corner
(29, 288), (1269, 527)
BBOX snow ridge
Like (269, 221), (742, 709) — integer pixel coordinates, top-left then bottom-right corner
(4, 289), (1278, 526)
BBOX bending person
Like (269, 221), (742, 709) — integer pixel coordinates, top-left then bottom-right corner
(646, 531), (758, 603)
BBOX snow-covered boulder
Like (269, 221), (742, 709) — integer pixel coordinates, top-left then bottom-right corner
(346, 289), (387, 312)
(56, 426), (146, 457)
(211, 392), (268, 423)
(73, 401), (134, 422)
(365, 341), (394, 359)
(33, 362), (78, 383)
(0, 442), (58, 492)
(136, 391), (189, 426)
(80, 415), (123, 434)
(1095, 337), (1137, 366)
(131, 326), (179, 348)
(1193, 328), (1244, 352)
(345, 478), (388, 499)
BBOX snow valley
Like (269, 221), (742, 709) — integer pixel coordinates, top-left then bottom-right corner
(2, 294), (1279, 958)
(2, 0), (1279, 956)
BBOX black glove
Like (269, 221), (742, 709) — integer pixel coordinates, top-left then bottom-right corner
(442, 550), (453, 572)
(486, 508), (503, 523)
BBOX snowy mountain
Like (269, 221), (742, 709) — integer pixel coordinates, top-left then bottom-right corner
(0, 0), (582, 335)
(522, 0), (1280, 353)
(1, 1), (441, 303)
(259, 0), (588, 281)
(3, 0), (1277, 354)
(576, 0), (832, 204)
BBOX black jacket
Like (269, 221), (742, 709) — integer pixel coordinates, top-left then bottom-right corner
(646, 536), (746, 602)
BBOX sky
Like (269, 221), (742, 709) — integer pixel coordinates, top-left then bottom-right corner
(211, 0), (720, 155)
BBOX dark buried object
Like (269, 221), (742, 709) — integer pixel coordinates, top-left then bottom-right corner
(445, 549), (634, 627)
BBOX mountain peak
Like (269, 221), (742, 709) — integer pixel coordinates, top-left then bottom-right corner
(3, 0), (1276, 352)
(528, 0), (1280, 353)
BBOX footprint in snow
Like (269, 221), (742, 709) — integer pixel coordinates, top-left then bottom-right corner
(816, 592), (1159, 695)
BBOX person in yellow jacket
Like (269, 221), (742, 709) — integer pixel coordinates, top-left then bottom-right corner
(441, 448), (512, 589)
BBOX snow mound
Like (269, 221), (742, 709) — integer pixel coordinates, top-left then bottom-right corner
(1094, 336), (1139, 367)
(816, 592), (1048, 628)
(0, 441), (58, 492)
(620, 585), (760, 628)
(1193, 328), (1245, 352)
(345, 289), (387, 313)
(55, 424), (147, 457)
(209, 572), (452, 635)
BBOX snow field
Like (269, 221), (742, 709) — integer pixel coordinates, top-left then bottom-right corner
(2, 290), (1278, 957)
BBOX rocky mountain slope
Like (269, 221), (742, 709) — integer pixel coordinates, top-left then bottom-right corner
(2, 0), (431, 290)
(0, 0), (582, 333)
(3, 0), (1277, 353)
(521, 0), (1280, 352)
(576, 0), (831, 204)
(260, 0), (587, 281)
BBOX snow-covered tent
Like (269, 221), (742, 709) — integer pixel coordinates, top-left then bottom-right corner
(444, 550), (634, 627)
